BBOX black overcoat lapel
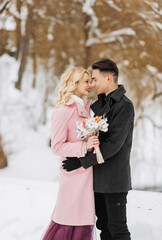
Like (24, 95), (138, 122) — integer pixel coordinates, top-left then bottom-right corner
(91, 95), (111, 117)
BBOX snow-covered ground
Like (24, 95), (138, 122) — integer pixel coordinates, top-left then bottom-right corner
(0, 177), (58, 240)
(0, 177), (162, 240)
(0, 125), (60, 182)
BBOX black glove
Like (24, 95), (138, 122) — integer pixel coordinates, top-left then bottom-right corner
(62, 157), (82, 171)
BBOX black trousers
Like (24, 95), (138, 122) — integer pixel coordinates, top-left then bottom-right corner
(95, 192), (131, 240)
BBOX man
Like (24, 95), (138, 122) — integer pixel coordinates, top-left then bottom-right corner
(63, 58), (134, 240)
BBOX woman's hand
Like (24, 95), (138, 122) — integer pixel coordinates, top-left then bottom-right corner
(86, 135), (99, 150)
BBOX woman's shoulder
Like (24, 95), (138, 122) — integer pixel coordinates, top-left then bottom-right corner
(51, 103), (77, 120)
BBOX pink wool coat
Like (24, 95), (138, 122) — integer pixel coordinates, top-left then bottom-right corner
(50, 98), (95, 226)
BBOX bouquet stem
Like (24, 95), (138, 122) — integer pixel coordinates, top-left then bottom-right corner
(94, 145), (104, 164)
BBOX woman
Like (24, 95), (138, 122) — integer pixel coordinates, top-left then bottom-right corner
(43, 68), (99, 240)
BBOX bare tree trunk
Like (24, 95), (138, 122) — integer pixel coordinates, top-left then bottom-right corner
(15, 3), (32, 89)
(15, 0), (21, 60)
(0, 1), (10, 56)
(83, 14), (91, 69)
(0, 136), (7, 169)
(15, 36), (28, 89)
(158, 0), (161, 11)
(0, 29), (6, 56)
(32, 8), (37, 88)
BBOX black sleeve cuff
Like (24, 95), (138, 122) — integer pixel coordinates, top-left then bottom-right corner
(80, 151), (98, 169)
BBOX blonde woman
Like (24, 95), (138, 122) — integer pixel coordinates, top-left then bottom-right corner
(43, 68), (99, 240)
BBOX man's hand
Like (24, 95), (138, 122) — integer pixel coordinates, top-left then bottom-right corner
(62, 157), (81, 171)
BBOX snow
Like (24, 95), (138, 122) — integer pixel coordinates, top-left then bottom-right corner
(82, 0), (96, 16)
(147, 65), (158, 74)
(0, 177), (58, 240)
(148, 21), (162, 31)
(0, 0), (21, 31)
(139, 40), (145, 46)
(86, 28), (136, 47)
(144, 0), (162, 16)
(0, 55), (60, 182)
(131, 101), (162, 189)
(47, 34), (54, 41)
(0, 177), (162, 240)
(0, 131), (60, 181)
(107, 0), (122, 12)
(0, 85), (60, 181)
(110, 28), (136, 36)
(82, 0), (99, 42)
(0, 15), (16, 31)
(86, 36), (116, 47)
(157, 73), (162, 80)
(139, 51), (148, 58)
(127, 190), (162, 240)
(0, 0), (9, 10)
(0, 0), (33, 34)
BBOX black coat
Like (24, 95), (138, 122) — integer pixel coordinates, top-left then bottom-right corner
(80, 85), (135, 193)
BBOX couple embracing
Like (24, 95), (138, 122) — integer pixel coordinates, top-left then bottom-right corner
(43, 58), (134, 240)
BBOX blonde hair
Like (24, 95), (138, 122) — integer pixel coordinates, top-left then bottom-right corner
(55, 67), (90, 108)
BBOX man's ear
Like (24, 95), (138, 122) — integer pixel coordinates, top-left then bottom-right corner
(107, 74), (113, 83)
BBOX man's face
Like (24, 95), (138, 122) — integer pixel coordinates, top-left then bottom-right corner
(91, 69), (108, 95)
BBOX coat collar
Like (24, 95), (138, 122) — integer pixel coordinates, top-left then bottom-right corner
(98, 85), (126, 103)
(65, 98), (76, 106)
(91, 85), (126, 116)
(110, 85), (126, 102)
(65, 98), (91, 118)
(71, 94), (85, 108)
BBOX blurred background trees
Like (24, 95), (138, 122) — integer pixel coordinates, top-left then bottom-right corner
(1, 0), (161, 110)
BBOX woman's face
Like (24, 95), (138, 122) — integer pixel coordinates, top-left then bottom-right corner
(74, 73), (91, 98)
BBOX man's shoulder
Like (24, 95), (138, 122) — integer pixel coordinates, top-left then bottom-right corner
(120, 95), (135, 116)
(122, 95), (134, 106)
(114, 95), (134, 116)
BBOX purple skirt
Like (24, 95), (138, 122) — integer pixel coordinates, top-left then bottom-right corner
(42, 221), (96, 240)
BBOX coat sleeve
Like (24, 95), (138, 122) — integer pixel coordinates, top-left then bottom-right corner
(80, 102), (134, 168)
(51, 108), (86, 158)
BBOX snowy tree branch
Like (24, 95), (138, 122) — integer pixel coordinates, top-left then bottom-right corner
(0, 0), (10, 14)
(5, 6), (20, 20)
(152, 92), (162, 100)
(144, 0), (162, 17)
(137, 115), (162, 129)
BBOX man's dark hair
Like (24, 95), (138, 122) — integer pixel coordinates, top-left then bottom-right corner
(92, 58), (119, 83)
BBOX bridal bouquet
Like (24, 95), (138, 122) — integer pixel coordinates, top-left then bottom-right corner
(76, 116), (108, 164)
